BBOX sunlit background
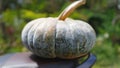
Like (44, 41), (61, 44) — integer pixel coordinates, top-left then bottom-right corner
(0, 0), (120, 68)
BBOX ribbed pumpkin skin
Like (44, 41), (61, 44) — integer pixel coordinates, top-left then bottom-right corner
(22, 17), (96, 59)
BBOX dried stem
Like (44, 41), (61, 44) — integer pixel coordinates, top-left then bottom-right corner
(58, 0), (86, 20)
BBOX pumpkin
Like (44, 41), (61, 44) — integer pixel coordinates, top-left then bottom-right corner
(21, 0), (96, 59)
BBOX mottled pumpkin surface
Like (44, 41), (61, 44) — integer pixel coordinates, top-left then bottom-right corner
(22, 17), (96, 59)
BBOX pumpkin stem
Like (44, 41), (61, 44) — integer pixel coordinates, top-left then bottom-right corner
(58, 0), (86, 21)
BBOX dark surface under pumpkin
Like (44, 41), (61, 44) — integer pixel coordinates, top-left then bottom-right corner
(0, 52), (96, 68)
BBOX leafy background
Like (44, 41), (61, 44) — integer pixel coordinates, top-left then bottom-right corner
(0, 0), (120, 68)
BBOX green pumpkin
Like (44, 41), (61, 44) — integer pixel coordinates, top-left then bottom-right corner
(21, 0), (96, 59)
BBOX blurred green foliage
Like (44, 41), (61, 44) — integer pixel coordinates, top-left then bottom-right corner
(0, 0), (120, 68)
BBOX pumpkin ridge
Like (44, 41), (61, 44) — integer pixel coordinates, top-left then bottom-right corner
(27, 18), (45, 52)
(66, 20), (76, 58)
(67, 19), (80, 57)
(28, 22), (41, 52)
(76, 20), (89, 53)
(32, 18), (57, 58)
(76, 20), (96, 52)
(33, 19), (47, 56)
(22, 20), (38, 50)
(67, 19), (87, 58)
(42, 18), (57, 58)
(55, 20), (68, 58)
